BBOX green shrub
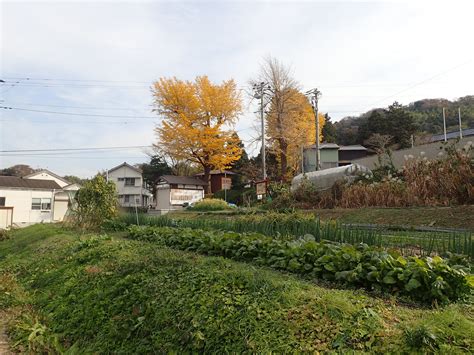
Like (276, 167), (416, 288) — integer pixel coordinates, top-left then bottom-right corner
(127, 226), (472, 304)
(189, 198), (231, 211)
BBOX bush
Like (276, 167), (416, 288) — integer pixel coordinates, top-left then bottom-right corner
(67, 175), (118, 230)
(127, 226), (472, 304)
(189, 198), (231, 211)
(213, 189), (243, 205)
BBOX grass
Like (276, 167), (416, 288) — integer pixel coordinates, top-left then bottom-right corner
(0, 224), (473, 353)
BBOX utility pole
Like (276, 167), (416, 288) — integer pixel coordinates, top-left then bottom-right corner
(306, 88), (322, 170)
(458, 107), (463, 139)
(253, 82), (271, 180)
(301, 146), (305, 174)
(442, 107), (447, 142)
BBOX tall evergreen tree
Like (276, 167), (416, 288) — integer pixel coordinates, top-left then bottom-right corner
(322, 114), (337, 143)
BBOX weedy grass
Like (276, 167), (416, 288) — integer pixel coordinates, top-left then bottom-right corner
(1, 224), (473, 353)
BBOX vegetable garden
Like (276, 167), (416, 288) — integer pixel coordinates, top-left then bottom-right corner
(127, 225), (472, 304)
(110, 212), (474, 260)
(1, 224), (473, 353)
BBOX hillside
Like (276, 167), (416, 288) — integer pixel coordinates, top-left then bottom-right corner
(333, 95), (474, 146)
(1, 224), (473, 353)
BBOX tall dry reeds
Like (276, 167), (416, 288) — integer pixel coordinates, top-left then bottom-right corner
(339, 141), (473, 208)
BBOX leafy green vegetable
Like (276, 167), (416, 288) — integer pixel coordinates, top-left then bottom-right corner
(127, 225), (472, 304)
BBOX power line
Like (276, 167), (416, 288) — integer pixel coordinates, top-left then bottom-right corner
(2, 76), (152, 84)
(2, 101), (151, 111)
(360, 59), (473, 111)
(0, 106), (156, 119)
(2, 82), (150, 89)
(0, 145), (152, 153)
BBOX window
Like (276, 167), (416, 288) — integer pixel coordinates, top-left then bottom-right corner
(125, 178), (135, 186)
(124, 195), (130, 203)
(32, 198), (51, 211)
(0, 197), (5, 206)
(32, 198), (41, 210)
(41, 198), (51, 210)
(118, 178), (124, 181)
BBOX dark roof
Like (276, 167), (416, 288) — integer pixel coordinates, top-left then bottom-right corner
(0, 176), (62, 190)
(306, 143), (340, 149)
(194, 170), (237, 176)
(339, 145), (368, 151)
(159, 175), (208, 186)
(108, 162), (142, 174)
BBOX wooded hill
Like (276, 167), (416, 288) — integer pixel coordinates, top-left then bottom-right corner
(332, 95), (474, 146)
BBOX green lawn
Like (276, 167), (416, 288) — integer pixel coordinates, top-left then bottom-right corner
(0, 224), (473, 353)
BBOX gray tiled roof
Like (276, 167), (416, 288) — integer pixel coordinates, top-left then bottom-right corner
(339, 145), (368, 151)
(0, 176), (62, 189)
(306, 143), (340, 149)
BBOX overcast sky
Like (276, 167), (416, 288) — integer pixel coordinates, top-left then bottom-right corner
(1, 0), (473, 178)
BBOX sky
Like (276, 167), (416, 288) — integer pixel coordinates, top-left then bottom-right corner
(1, 0), (473, 178)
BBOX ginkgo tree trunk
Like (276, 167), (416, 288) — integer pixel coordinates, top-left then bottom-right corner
(152, 76), (242, 193)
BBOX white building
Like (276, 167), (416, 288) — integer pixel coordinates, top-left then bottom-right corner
(155, 175), (207, 213)
(107, 162), (153, 208)
(0, 170), (80, 229)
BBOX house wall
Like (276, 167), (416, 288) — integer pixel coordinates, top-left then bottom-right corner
(0, 208), (13, 229)
(108, 165), (150, 206)
(53, 191), (71, 221)
(0, 188), (55, 224)
(26, 172), (69, 188)
(339, 150), (368, 162)
(156, 183), (204, 210)
(156, 186), (171, 210)
(352, 136), (473, 170)
(304, 148), (339, 171)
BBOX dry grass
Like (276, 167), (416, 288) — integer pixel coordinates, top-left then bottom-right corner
(339, 142), (473, 208)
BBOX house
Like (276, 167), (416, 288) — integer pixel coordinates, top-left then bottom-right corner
(303, 144), (369, 172)
(194, 170), (236, 193)
(107, 162), (153, 207)
(155, 175), (207, 213)
(0, 170), (80, 228)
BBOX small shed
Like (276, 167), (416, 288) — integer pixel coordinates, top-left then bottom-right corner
(155, 175), (208, 212)
(194, 170), (236, 193)
(338, 145), (368, 166)
(303, 143), (340, 171)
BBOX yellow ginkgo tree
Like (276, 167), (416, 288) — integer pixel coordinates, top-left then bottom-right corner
(152, 76), (242, 192)
(266, 89), (325, 179)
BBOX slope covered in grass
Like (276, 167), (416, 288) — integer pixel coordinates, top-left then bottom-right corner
(0, 224), (473, 353)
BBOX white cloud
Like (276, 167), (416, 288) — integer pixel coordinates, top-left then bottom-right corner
(1, 0), (473, 176)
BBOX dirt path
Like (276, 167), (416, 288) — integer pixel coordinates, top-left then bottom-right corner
(0, 313), (12, 355)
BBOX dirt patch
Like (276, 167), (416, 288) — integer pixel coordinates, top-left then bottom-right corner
(0, 312), (13, 354)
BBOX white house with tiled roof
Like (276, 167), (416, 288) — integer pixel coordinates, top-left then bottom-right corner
(0, 171), (80, 228)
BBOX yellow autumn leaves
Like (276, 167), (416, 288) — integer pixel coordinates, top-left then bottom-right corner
(152, 75), (324, 183)
(152, 76), (242, 185)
